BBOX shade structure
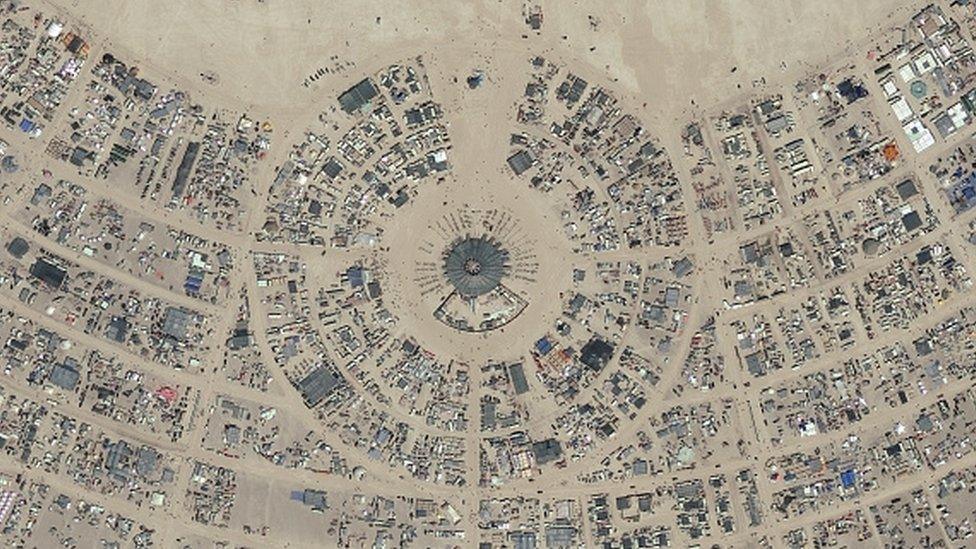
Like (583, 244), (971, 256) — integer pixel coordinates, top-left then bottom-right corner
(443, 236), (510, 297)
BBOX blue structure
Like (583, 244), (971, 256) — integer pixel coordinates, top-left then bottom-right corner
(840, 469), (856, 488)
(535, 337), (553, 355)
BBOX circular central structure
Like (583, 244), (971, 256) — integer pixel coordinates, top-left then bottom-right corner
(443, 236), (509, 297)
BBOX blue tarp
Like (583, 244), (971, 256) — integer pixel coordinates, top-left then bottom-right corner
(840, 470), (856, 488)
(184, 275), (203, 291)
(535, 337), (553, 355)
